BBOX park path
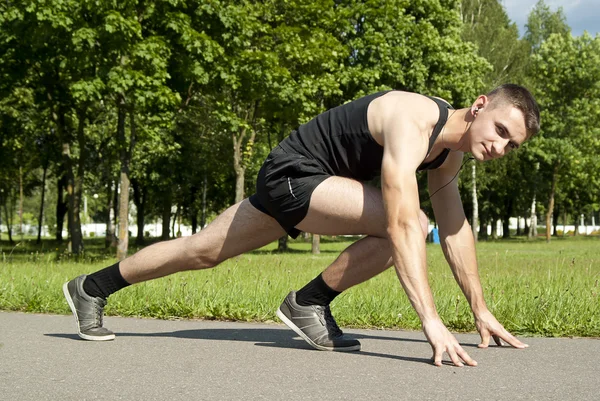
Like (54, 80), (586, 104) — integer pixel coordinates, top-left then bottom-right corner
(0, 311), (598, 400)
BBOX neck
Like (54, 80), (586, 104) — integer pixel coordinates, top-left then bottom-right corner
(441, 108), (473, 152)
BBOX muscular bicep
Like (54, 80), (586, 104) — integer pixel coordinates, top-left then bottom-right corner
(428, 152), (469, 236)
(381, 116), (429, 231)
(380, 109), (429, 178)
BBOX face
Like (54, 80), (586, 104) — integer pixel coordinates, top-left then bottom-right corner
(465, 99), (528, 162)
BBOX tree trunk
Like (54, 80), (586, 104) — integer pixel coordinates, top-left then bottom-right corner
(173, 204), (181, 237)
(171, 204), (177, 237)
(233, 163), (245, 204)
(233, 128), (245, 203)
(232, 103), (258, 203)
(516, 216), (521, 236)
(200, 172), (207, 230)
(57, 106), (85, 254)
(553, 206), (559, 237)
(161, 192), (172, 240)
(0, 189), (3, 241)
(3, 191), (14, 245)
(528, 194), (537, 239)
(19, 167), (23, 240)
(112, 177), (119, 247)
(50, 106), (72, 244)
(479, 217), (488, 240)
(471, 163), (478, 241)
(278, 236), (288, 252)
(312, 234), (320, 254)
(502, 197), (514, 239)
(56, 173), (67, 242)
(63, 142), (80, 253)
(117, 104), (131, 260)
(491, 219), (498, 239)
(545, 166), (558, 243)
(191, 213), (198, 235)
(502, 217), (510, 239)
(36, 164), (48, 244)
(117, 166), (130, 259)
(132, 178), (145, 246)
(105, 180), (115, 248)
(65, 148), (74, 253)
(70, 110), (87, 253)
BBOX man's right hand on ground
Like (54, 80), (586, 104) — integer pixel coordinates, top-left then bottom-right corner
(422, 318), (478, 367)
(474, 309), (529, 349)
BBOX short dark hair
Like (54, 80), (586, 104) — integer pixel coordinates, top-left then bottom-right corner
(486, 84), (540, 138)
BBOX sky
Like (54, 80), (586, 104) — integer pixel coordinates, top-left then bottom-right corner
(502, 0), (600, 37)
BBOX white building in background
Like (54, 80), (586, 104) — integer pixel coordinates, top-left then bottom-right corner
(427, 216), (600, 239)
(78, 221), (194, 238)
(2, 214), (598, 240)
(0, 220), (195, 240)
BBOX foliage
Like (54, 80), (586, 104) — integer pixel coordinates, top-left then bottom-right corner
(0, 0), (599, 250)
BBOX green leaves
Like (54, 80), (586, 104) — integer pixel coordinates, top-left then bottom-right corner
(2, 0), (598, 246)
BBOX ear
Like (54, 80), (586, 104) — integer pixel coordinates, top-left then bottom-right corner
(471, 95), (489, 117)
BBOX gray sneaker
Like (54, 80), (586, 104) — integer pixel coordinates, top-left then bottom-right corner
(277, 291), (361, 352)
(62, 275), (115, 341)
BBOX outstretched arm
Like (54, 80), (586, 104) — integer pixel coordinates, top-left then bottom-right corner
(428, 153), (528, 349)
(380, 104), (476, 367)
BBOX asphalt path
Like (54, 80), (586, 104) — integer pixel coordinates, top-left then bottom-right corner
(0, 311), (598, 400)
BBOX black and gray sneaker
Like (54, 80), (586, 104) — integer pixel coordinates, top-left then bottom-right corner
(277, 291), (361, 352)
(62, 275), (115, 341)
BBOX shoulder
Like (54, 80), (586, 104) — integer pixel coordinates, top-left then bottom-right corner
(428, 95), (453, 108)
(368, 91), (444, 144)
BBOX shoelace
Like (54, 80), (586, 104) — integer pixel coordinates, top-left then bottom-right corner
(92, 298), (106, 327)
(316, 305), (343, 337)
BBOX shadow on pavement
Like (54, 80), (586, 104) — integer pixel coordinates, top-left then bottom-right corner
(44, 327), (479, 366)
(47, 327), (434, 345)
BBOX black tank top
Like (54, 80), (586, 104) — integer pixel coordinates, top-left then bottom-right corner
(278, 91), (452, 181)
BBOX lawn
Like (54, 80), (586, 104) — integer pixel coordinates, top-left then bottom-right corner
(0, 236), (598, 337)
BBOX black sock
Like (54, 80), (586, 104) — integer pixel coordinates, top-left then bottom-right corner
(83, 262), (131, 299)
(295, 273), (341, 306)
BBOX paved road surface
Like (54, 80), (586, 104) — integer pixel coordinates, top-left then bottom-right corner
(0, 312), (598, 400)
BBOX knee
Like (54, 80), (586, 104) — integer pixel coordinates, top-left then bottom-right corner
(419, 210), (429, 239)
(183, 235), (223, 270)
(196, 253), (221, 269)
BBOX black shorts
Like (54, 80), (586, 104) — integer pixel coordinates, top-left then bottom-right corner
(249, 145), (330, 238)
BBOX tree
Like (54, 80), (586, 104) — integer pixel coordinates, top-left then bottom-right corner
(524, 0), (571, 51)
(459, 0), (532, 239)
(460, 0), (530, 88)
(529, 33), (600, 242)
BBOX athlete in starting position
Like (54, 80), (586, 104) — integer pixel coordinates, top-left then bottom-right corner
(64, 84), (540, 367)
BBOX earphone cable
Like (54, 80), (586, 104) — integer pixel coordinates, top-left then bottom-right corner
(427, 156), (475, 201)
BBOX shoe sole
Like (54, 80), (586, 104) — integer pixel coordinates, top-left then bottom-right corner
(62, 282), (115, 341)
(276, 307), (360, 352)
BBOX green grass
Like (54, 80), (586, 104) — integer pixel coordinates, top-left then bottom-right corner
(1, 236), (599, 337)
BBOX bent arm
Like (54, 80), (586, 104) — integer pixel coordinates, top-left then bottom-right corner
(377, 95), (478, 366)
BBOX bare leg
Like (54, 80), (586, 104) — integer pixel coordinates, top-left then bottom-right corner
(296, 177), (429, 292)
(276, 177), (427, 351)
(120, 199), (286, 284)
(63, 198), (286, 341)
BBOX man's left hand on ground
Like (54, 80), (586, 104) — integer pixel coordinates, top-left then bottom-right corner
(474, 310), (529, 349)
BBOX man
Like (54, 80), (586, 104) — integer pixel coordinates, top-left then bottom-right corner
(64, 84), (540, 367)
